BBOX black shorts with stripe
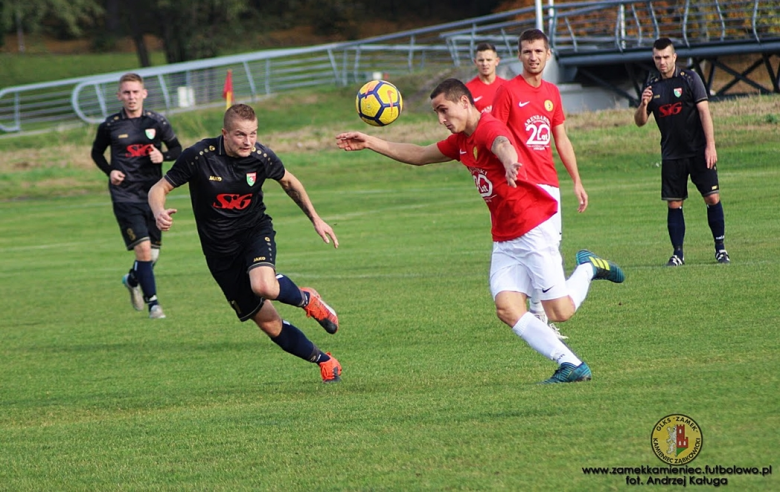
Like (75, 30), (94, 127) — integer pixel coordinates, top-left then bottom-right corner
(205, 222), (278, 322)
(661, 154), (720, 201)
(113, 201), (162, 250)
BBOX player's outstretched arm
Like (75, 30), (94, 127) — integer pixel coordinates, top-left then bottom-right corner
(148, 178), (178, 231)
(336, 131), (449, 166)
(278, 170), (339, 248)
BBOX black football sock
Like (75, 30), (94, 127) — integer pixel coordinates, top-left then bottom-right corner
(126, 268), (139, 287)
(271, 321), (328, 363)
(274, 274), (306, 307)
(667, 207), (685, 257)
(707, 202), (726, 251)
(135, 260), (159, 307)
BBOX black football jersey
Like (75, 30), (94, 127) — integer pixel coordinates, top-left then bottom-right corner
(643, 68), (709, 160)
(92, 109), (179, 203)
(164, 136), (286, 257)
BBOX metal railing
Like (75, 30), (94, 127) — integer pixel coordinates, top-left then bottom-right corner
(1, 0), (777, 133)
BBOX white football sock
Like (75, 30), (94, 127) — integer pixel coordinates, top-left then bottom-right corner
(566, 263), (593, 311)
(512, 312), (581, 366)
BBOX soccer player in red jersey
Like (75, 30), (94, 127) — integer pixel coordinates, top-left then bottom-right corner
(465, 42), (507, 114)
(336, 78), (625, 384)
(492, 29), (588, 336)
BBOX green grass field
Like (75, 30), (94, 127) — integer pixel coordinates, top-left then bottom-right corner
(1, 89), (778, 490)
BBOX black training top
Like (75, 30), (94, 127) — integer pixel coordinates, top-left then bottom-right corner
(643, 67), (709, 160)
(91, 109), (181, 203)
(164, 136), (286, 257)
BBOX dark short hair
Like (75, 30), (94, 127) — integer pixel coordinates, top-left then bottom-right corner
(653, 37), (675, 52)
(224, 103), (256, 130)
(430, 78), (474, 106)
(519, 28), (549, 51)
(475, 42), (498, 53)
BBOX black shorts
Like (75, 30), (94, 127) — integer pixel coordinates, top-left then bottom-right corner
(205, 225), (278, 322)
(661, 154), (720, 201)
(113, 201), (162, 250)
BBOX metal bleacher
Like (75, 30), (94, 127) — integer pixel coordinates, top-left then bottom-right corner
(1, 0), (778, 133)
(440, 0), (780, 105)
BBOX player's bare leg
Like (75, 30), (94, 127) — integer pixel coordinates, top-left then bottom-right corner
(249, 267), (338, 334)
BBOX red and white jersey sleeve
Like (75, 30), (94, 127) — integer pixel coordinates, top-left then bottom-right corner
(492, 77), (565, 187)
(465, 76), (507, 113)
(437, 113), (557, 242)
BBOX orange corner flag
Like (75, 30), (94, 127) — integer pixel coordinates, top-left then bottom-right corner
(223, 69), (233, 109)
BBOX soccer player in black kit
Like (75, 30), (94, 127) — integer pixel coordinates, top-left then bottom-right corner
(635, 38), (729, 267)
(92, 73), (183, 318)
(148, 104), (342, 383)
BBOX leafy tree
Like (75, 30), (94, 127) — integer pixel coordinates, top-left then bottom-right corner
(1, 0), (103, 39)
(127, 0), (251, 64)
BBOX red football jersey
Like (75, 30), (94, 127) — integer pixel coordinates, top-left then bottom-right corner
(465, 76), (507, 113)
(436, 113), (557, 242)
(491, 76), (565, 187)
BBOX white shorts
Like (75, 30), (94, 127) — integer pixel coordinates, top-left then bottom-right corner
(538, 184), (562, 240)
(489, 218), (567, 301)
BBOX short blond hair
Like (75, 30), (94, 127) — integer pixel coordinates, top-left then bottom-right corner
(118, 73), (144, 88)
(224, 104), (257, 131)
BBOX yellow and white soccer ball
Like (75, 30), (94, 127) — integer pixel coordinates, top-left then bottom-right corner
(355, 80), (403, 127)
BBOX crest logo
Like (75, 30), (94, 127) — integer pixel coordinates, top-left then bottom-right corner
(673, 88), (683, 98)
(544, 100), (554, 111)
(651, 414), (703, 465)
(144, 129), (156, 140)
(472, 147), (478, 160)
(246, 172), (257, 186)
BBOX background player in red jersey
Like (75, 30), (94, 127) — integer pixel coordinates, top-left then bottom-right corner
(336, 78), (624, 384)
(634, 38), (729, 266)
(465, 42), (507, 113)
(91, 73), (182, 319)
(491, 29), (588, 338)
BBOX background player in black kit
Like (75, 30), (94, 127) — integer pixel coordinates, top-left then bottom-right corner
(91, 73), (183, 318)
(148, 104), (342, 383)
(634, 38), (729, 267)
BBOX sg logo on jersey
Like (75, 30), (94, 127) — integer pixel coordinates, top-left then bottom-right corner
(658, 102), (683, 117)
(213, 193), (252, 210)
(126, 143), (155, 158)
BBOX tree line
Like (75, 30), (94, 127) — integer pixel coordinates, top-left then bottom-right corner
(1, 0), (503, 64)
